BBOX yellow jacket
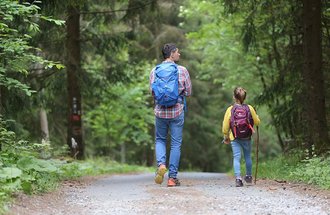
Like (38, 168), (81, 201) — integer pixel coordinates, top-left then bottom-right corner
(222, 104), (260, 141)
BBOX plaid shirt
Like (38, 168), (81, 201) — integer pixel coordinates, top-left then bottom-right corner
(149, 62), (192, 119)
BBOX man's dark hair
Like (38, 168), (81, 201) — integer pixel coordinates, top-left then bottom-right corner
(162, 43), (177, 59)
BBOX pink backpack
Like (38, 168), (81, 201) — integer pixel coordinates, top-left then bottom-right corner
(230, 104), (255, 139)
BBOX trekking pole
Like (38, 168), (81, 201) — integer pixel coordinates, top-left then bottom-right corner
(254, 126), (259, 185)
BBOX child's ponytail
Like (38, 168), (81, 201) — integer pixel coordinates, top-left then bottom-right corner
(233, 87), (246, 104)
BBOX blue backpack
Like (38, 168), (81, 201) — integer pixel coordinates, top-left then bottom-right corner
(152, 62), (180, 107)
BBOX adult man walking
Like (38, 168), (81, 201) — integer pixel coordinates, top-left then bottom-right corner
(149, 43), (192, 187)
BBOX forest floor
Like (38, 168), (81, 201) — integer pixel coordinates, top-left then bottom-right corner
(6, 172), (330, 215)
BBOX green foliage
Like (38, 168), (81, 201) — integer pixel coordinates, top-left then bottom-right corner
(218, 0), (329, 152)
(180, 80), (233, 172)
(180, 1), (259, 90)
(84, 61), (154, 162)
(257, 154), (299, 180)
(0, 167), (23, 180)
(178, 0), (281, 171)
(60, 158), (152, 179)
(180, 0), (330, 156)
(0, 0), (64, 95)
(1, 0), (327, 178)
(0, 115), (151, 214)
(291, 156), (330, 189)
(257, 151), (330, 190)
(0, 0), (65, 148)
(290, 147), (330, 189)
(0, 118), (59, 213)
(0, 122), (16, 146)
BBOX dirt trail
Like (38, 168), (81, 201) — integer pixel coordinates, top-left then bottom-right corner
(7, 172), (330, 215)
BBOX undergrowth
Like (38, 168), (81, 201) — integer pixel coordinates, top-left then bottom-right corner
(256, 149), (330, 189)
(0, 119), (151, 215)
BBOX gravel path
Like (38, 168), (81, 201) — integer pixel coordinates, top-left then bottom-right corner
(8, 172), (330, 215)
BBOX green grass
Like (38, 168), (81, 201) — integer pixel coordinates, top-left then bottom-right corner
(255, 154), (330, 189)
(256, 155), (298, 180)
(60, 158), (153, 179)
(226, 151), (330, 190)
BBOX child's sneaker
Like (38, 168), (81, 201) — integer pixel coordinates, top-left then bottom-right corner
(167, 178), (181, 187)
(235, 179), (243, 187)
(244, 175), (253, 184)
(154, 164), (167, 184)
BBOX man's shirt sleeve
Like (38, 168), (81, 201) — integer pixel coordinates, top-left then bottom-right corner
(149, 69), (155, 95)
(183, 67), (192, 97)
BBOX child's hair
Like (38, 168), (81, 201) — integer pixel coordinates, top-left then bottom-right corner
(233, 87), (246, 104)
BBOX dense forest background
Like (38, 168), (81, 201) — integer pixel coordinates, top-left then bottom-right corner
(1, 0), (329, 173)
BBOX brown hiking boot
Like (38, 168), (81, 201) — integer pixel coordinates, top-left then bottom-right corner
(154, 164), (167, 184)
(167, 178), (181, 187)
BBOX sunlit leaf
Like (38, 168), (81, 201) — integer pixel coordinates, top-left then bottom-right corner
(0, 167), (22, 180)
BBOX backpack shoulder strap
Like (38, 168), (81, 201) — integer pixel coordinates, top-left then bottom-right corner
(242, 104), (250, 111)
(155, 62), (178, 76)
(231, 104), (238, 112)
(244, 104), (255, 132)
(154, 63), (163, 76)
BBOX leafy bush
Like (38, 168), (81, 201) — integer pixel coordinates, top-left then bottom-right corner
(290, 151), (330, 189)
(0, 0), (64, 96)
(256, 150), (330, 189)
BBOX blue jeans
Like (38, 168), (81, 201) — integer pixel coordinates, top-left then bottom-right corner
(155, 112), (184, 179)
(231, 139), (252, 178)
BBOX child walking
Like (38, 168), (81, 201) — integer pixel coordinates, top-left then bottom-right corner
(222, 87), (260, 187)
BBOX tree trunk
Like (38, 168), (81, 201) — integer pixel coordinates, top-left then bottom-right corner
(66, 5), (84, 159)
(121, 142), (126, 163)
(40, 108), (49, 141)
(302, 0), (329, 154)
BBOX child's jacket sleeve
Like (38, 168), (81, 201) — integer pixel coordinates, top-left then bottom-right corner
(222, 106), (233, 140)
(248, 105), (260, 126)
